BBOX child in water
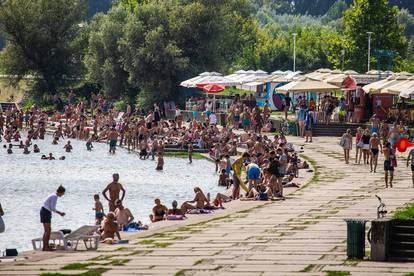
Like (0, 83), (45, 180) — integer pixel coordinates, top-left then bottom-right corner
(7, 144), (12, 154)
(93, 194), (105, 225)
(64, 141), (73, 153)
(218, 169), (230, 188)
(188, 143), (193, 164)
(86, 137), (93, 151)
(156, 153), (164, 171)
(33, 144), (40, 153)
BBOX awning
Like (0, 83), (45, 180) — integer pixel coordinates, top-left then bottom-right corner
(276, 78), (340, 93)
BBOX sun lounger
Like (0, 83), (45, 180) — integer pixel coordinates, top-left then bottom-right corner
(32, 225), (100, 251)
(32, 231), (65, 251)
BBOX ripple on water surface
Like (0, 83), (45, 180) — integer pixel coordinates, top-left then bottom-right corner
(0, 135), (221, 251)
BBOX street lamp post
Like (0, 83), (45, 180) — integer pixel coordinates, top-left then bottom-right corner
(367, 32), (373, 72)
(293, 33), (297, 72)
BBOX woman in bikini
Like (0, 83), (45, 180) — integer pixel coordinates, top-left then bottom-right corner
(150, 199), (168, 222)
(180, 187), (210, 213)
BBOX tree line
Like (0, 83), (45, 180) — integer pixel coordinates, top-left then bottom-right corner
(0, 0), (412, 108)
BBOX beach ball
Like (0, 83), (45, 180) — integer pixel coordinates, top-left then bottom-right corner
(396, 137), (413, 153)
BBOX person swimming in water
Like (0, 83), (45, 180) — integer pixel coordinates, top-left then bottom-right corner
(156, 153), (164, 171)
(33, 144), (40, 153)
(108, 127), (118, 155)
(86, 137), (93, 151)
(64, 140), (73, 153)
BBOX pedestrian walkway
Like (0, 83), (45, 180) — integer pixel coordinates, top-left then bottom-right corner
(1, 136), (414, 276)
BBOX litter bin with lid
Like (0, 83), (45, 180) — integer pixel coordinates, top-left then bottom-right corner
(345, 219), (368, 259)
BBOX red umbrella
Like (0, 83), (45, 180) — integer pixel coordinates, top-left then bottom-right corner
(202, 84), (225, 93)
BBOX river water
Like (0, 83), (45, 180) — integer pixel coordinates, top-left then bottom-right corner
(0, 135), (221, 251)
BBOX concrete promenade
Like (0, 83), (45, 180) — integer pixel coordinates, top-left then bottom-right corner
(1, 136), (414, 276)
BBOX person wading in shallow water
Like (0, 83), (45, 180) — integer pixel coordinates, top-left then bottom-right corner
(102, 173), (126, 212)
(40, 186), (66, 251)
(0, 202), (5, 233)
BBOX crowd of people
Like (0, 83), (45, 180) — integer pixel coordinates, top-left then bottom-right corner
(339, 114), (414, 188)
(1, 92), (312, 250)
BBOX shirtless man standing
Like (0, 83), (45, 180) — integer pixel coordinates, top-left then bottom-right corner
(108, 127), (118, 154)
(369, 133), (382, 173)
(102, 174), (126, 212)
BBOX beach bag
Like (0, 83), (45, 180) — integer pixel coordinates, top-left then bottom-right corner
(357, 141), (364, 148)
(258, 192), (268, 201)
(339, 136), (346, 147)
(4, 249), (17, 257)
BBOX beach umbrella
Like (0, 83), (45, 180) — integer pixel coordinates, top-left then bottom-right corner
(202, 84), (225, 93)
(180, 72), (224, 88)
(276, 78), (340, 93)
(195, 75), (240, 86)
(254, 70), (268, 75)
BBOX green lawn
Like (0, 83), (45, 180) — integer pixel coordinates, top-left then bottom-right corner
(0, 78), (32, 103)
(393, 203), (414, 220)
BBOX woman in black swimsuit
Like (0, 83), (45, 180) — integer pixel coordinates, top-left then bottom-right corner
(149, 198), (168, 222)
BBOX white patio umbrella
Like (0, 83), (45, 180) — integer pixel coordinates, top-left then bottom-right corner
(276, 78), (340, 93)
(180, 72), (223, 88)
(195, 75), (240, 86)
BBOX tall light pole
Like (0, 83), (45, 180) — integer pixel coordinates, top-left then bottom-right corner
(293, 33), (297, 72)
(367, 32), (373, 72)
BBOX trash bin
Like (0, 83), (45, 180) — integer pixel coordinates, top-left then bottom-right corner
(345, 219), (368, 259)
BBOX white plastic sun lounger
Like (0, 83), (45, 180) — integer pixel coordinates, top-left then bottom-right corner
(32, 225), (100, 251)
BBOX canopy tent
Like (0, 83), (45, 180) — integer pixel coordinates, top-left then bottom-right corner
(387, 79), (414, 94)
(381, 79), (414, 94)
(276, 78), (340, 93)
(324, 74), (347, 86)
(270, 71), (302, 83)
(362, 74), (412, 94)
(400, 85), (414, 98)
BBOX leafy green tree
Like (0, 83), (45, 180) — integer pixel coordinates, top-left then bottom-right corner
(85, 7), (130, 99)
(343, 0), (407, 72)
(119, 0), (252, 107)
(0, 0), (86, 95)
